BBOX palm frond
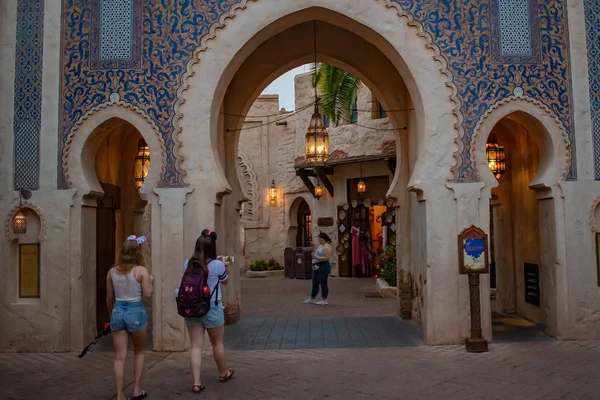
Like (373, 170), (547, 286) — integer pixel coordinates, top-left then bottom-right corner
(311, 64), (361, 125)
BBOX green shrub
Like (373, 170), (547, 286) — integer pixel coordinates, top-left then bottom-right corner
(380, 244), (397, 287)
(266, 258), (283, 271)
(250, 260), (268, 271)
(249, 259), (283, 272)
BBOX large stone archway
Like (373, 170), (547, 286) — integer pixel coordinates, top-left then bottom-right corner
(175, 2), (470, 347)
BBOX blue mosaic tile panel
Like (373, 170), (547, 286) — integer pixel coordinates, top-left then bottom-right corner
(89, 0), (142, 70)
(490, 0), (541, 64)
(13, 0), (44, 191)
(584, 0), (600, 179)
(60, 0), (575, 187)
(100, 0), (133, 60)
(499, 0), (532, 56)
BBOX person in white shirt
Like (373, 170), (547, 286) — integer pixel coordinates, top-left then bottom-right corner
(182, 229), (234, 393)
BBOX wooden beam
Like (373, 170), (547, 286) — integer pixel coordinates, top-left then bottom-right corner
(296, 169), (317, 198)
(315, 167), (334, 197)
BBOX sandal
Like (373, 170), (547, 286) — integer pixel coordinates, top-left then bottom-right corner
(132, 391), (148, 400)
(219, 368), (235, 382)
(192, 384), (205, 393)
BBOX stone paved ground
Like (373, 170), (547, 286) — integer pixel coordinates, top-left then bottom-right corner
(2, 341), (600, 399)
(240, 276), (397, 318)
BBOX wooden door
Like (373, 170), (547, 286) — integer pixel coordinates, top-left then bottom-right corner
(296, 200), (312, 247)
(95, 183), (120, 333)
(96, 207), (116, 332)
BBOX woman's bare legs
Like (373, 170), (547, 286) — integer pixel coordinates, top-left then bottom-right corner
(188, 325), (206, 388)
(130, 328), (147, 397)
(207, 325), (228, 376)
(112, 330), (129, 400)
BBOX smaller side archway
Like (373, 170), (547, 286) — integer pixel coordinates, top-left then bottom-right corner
(472, 96), (571, 340)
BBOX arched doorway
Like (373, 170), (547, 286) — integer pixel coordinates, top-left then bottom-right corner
(288, 197), (312, 248)
(92, 118), (150, 332)
(474, 100), (571, 341)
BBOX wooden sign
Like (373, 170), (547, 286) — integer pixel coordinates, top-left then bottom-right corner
(458, 226), (489, 274)
(19, 243), (40, 298)
(317, 217), (334, 227)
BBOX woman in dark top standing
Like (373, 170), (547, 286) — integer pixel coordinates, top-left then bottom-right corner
(304, 232), (333, 305)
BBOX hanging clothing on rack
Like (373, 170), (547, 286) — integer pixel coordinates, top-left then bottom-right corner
(351, 226), (360, 266)
(360, 239), (369, 275)
(382, 226), (388, 249)
(365, 229), (373, 264)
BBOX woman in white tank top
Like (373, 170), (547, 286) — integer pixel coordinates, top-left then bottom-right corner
(106, 235), (154, 400)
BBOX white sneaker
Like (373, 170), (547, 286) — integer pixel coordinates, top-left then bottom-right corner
(303, 297), (315, 304)
(315, 300), (328, 305)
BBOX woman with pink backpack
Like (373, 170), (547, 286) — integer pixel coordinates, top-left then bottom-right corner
(176, 229), (235, 393)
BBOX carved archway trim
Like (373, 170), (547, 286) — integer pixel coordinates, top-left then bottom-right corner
(62, 97), (167, 189)
(470, 92), (572, 182)
(4, 200), (48, 242)
(237, 152), (260, 222)
(171, 0), (465, 184)
(587, 194), (600, 233)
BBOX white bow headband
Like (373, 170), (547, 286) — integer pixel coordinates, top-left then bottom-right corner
(127, 235), (147, 246)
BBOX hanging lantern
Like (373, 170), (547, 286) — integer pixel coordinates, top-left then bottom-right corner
(486, 142), (505, 180)
(305, 105), (329, 163)
(134, 139), (150, 190)
(314, 184), (324, 199)
(357, 179), (367, 195)
(269, 180), (277, 203)
(13, 210), (27, 234)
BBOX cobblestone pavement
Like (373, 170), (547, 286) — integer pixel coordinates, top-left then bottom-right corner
(2, 340), (600, 400)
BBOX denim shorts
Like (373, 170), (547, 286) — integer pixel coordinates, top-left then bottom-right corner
(110, 301), (148, 333)
(185, 303), (224, 329)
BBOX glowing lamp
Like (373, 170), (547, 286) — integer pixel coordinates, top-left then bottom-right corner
(13, 211), (27, 234)
(314, 184), (324, 199)
(269, 180), (277, 203)
(486, 142), (505, 180)
(357, 179), (367, 194)
(305, 105), (329, 163)
(135, 139), (150, 190)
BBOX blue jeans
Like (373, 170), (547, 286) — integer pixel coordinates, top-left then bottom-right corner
(311, 262), (331, 299)
(110, 301), (148, 333)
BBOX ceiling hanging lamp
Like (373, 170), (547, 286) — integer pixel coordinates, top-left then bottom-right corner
(486, 132), (505, 180)
(357, 163), (366, 195)
(305, 20), (329, 164)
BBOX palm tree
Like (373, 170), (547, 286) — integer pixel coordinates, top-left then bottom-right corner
(311, 63), (362, 126)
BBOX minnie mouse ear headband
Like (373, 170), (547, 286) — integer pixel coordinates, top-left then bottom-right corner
(201, 229), (217, 240)
(127, 235), (147, 246)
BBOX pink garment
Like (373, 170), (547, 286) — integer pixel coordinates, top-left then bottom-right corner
(351, 227), (360, 266)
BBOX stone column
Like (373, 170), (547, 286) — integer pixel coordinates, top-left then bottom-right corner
(152, 187), (193, 351)
(448, 182), (492, 342)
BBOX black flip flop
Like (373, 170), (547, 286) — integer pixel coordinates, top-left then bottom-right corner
(132, 391), (148, 400)
(192, 384), (205, 393)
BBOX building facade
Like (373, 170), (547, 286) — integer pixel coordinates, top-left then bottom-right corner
(1, 0), (600, 351)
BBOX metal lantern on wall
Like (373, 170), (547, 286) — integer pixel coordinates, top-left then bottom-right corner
(269, 180), (277, 203)
(305, 106), (329, 163)
(13, 211), (27, 234)
(12, 188), (31, 234)
(135, 139), (150, 190)
(486, 134), (505, 179)
(314, 184), (324, 199)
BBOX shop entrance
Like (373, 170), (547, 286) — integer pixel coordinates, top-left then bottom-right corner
(337, 175), (395, 278)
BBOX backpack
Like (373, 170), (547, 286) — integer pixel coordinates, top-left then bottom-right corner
(177, 258), (218, 318)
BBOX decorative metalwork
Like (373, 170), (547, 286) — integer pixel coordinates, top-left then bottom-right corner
(13, 0), (44, 191)
(134, 139), (150, 190)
